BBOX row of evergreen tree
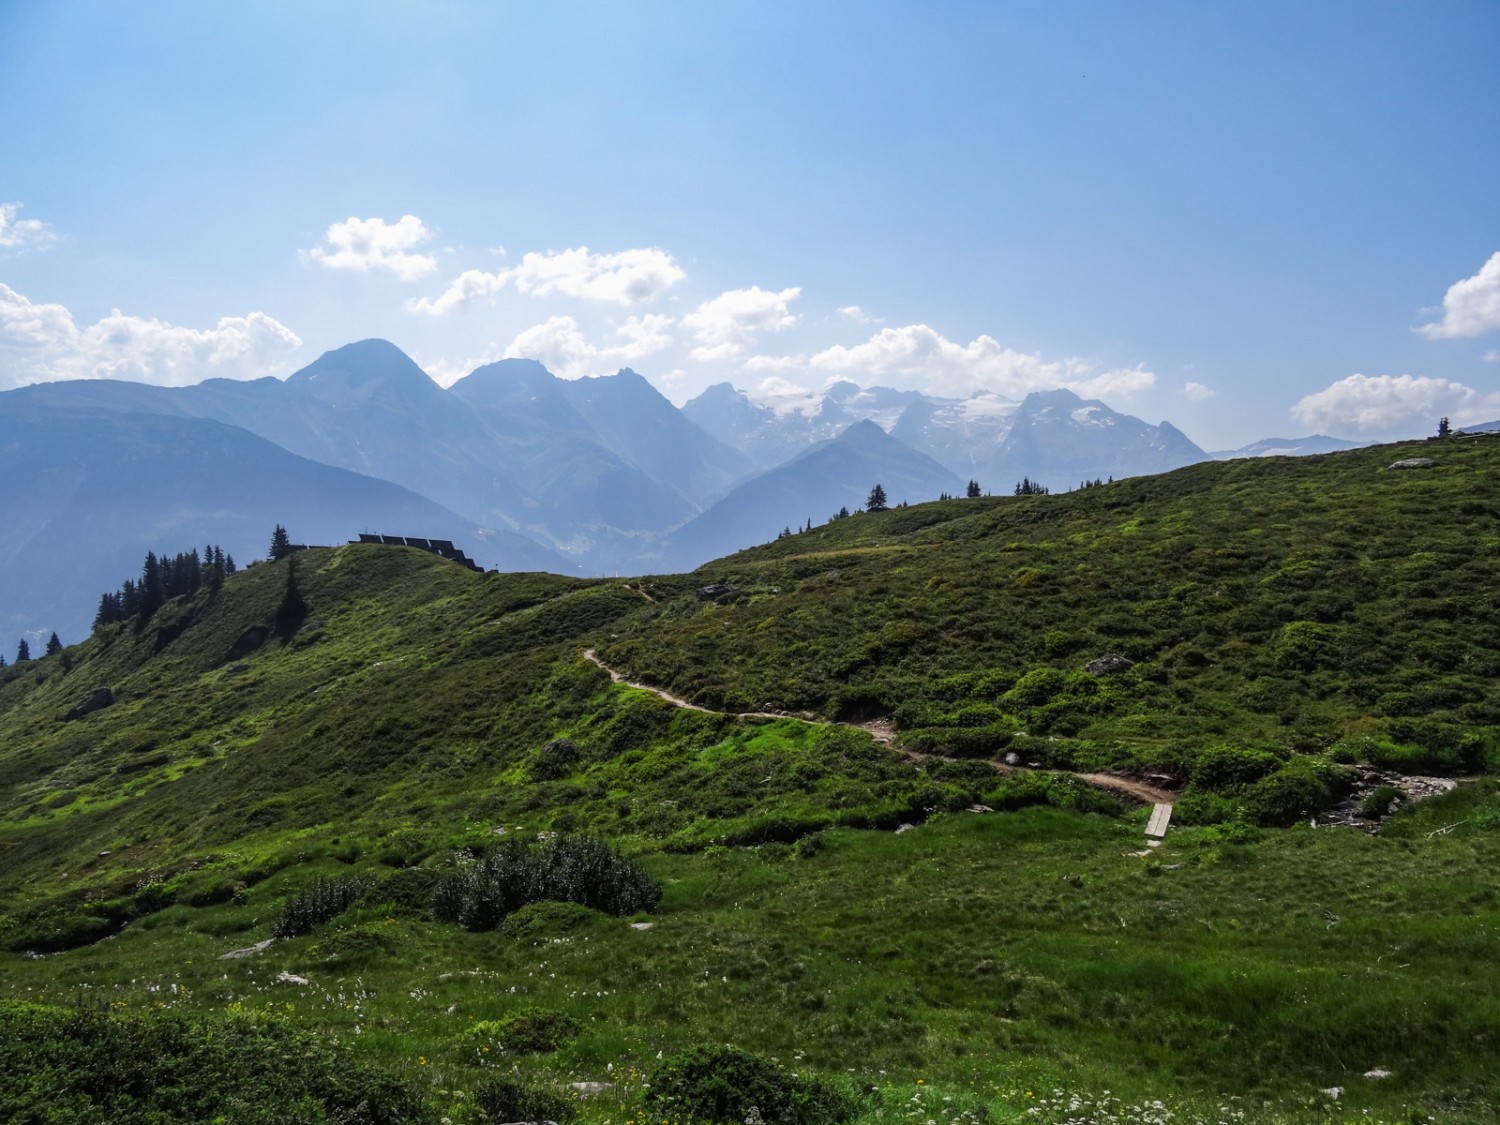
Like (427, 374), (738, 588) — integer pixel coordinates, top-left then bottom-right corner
(93, 545), (238, 630)
(1, 632), (64, 669)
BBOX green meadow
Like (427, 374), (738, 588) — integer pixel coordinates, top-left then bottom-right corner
(1, 436), (1498, 1123)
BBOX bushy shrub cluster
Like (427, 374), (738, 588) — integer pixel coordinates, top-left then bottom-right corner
(469, 1006), (582, 1053)
(472, 1074), (576, 1123)
(432, 834), (660, 932)
(647, 1044), (858, 1125)
(0, 1001), (426, 1124)
(272, 873), (373, 939)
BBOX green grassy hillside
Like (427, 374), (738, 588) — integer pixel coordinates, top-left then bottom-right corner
(1, 435), (1497, 1123)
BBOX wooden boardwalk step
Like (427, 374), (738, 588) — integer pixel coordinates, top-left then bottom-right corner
(1145, 802), (1174, 838)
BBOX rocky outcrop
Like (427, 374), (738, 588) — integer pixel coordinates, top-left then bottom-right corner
(1085, 653), (1135, 676)
(66, 687), (114, 721)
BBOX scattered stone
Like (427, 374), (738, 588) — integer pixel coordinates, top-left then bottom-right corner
(275, 971), (310, 986)
(967, 804), (994, 814)
(630, 922), (654, 931)
(1085, 653), (1136, 676)
(1363, 1068), (1392, 1079)
(220, 939), (275, 960)
(66, 687), (115, 721)
(696, 583), (738, 602)
(1321, 1086), (1343, 1100)
(491, 826), (509, 836)
(97, 850), (111, 858)
(1388, 457), (1436, 470)
(1004, 751), (1022, 766)
(569, 1081), (615, 1096)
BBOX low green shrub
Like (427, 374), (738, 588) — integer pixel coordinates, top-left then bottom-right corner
(647, 1044), (858, 1125)
(0, 1001), (427, 1123)
(432, 834), (661, 932)
(474, 1007), (581, 1053)
(1359, 784), (1403, 819)
(271, 873), (372, 939)
(472, 1074), (576, 1123)
(498, 900), (607, 941)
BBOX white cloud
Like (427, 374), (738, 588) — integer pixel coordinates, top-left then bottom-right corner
(838, 305), (882, 325)
(504, 316), (598, 379)
(307, 214), (437, 281)
(1415, 251), (1500, 339)
(805, 323), (1156, 401)
(755, 375), (810, 397)
(406, 268), (508, 315)
(1182, 381), (1215, 401)
(611, 314), (675, 362)
(682, 286), (801, 361)
(409, 245), (684, 315)
(499, 314), (675, 379)
(507, 246), (684, 305)
(1483, 349), (1499, 363)
(0, 282), (301, 389)
(0, 202), (57, 253)
(1291, 373), (1500, 435)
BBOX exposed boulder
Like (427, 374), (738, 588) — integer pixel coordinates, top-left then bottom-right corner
(1085, 653), (1135, 676)
(66, 687), (115, 721)
(696, 583), (739, 603)
(1388, 457), (1437, 470)
(223, 625), (270, 662)
(529, 737), (580, 781)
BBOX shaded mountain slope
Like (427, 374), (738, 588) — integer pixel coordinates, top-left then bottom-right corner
(0, 404), (572, 643)
(644, 419), (963, 572)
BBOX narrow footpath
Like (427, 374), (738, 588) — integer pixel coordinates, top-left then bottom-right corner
(582, 649), (1175, 807)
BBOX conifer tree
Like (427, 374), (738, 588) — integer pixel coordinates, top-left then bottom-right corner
(866, 483), (889, 512)
(45, 632), (62, 656)
(967, 479), (982, 498)
(16, 638), (30, 662)
(269, 525), (292, 561)
(139, 551), (165, 622)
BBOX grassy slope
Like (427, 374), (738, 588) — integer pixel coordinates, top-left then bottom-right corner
(0, 437), (1497, 1122)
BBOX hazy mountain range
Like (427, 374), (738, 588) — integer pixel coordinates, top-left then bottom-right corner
(1, 338), (1353, 643)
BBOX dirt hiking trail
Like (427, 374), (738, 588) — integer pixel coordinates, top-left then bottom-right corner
(582, 649), (1174, 806)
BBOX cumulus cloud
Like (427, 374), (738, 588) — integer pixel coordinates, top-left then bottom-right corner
(0, 283), (302, 389)
(406, 268), (507, 315)
(507, 246), (683, 304)
(1415, 251), (1500, 339)
(0, 202), (57, 253)
(1182, 381), (1215, 401)
(682, 286), (801, 362)
(804, 323), (1156, 401)
(838, 305), (882, 325)
(1291, 373), (1500, 435)
(307, 214), (437, 280)
(1483, 349), (1499, 363)
(409, 245), (684, 315)
(611, 314), (675, 361)
(500, 314), (677, 379)
(755, 375), (810, 397)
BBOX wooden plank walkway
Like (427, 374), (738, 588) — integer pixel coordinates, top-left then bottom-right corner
(1145, 803), (1174, 838)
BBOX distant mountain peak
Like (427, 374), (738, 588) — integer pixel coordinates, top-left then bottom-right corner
(285, 340), (444, 410)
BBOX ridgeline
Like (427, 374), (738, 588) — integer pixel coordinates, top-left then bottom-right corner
(0, 435), (1497, 1124)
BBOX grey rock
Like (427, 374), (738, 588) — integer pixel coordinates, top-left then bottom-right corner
(1085, 653), (1136, 676)
(696, 583), (737, 602)
(223, 625), (270, 662)
(67, 687), (115, 721)
(220, 938), (276, 960)
(1388, 457), (1436, 469)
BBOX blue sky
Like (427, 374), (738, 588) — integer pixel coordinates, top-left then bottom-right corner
(2, 1), (1497, 448)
